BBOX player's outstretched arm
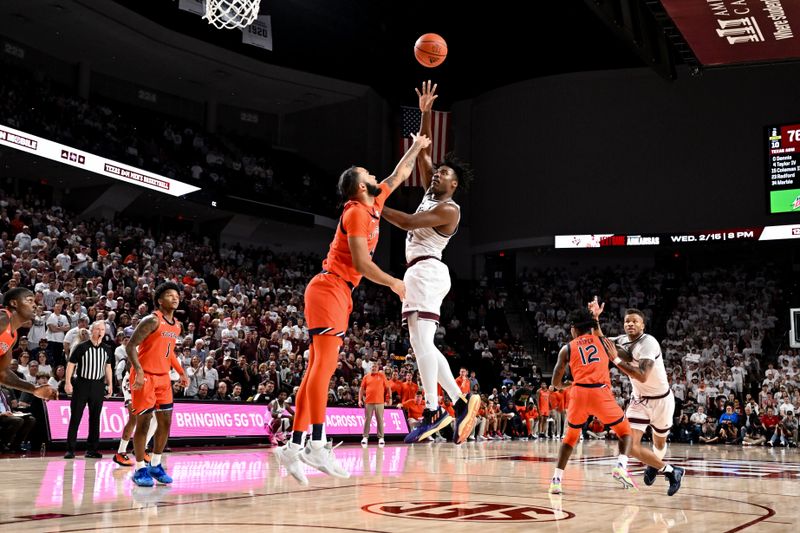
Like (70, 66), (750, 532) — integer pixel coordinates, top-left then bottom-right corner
(380, 134), (431, 194)
(349, 236), (405, 301)
(0, 351), (56, 398)
(381, 203), (458, 231)
(552, 345), (571, 390)
(126, 314), (158, 390)
(415, 80), (438, 190)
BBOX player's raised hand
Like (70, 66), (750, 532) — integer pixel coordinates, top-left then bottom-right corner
(588, 296), (604, 319)
(410, 133), (431, 150)
(390, 278), (406, 302)
(415, 80), (438, 113)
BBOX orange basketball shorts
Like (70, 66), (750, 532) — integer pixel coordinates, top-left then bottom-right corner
(304, 273), (353, 337)
(566, 385), (625, 428)
(129, 369), (173, 415)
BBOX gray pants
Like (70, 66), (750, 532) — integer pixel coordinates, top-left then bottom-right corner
(551, 409), (563, 436)
(364, 403), (385, 438)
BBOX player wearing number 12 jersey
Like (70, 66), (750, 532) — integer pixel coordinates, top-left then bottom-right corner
(549, 309), (636, 495)
(126, 282), (189, 487)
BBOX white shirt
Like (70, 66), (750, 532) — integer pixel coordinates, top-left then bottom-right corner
(56, 253), (72, 271)
(64, 326), (83, 348)
(612, 333), (670, 398)
(779, 402), (796, 417)
(46, 313), (69, 342)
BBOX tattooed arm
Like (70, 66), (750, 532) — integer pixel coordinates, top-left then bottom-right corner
(126, 314), (158, 390)
(380, 133), (431, 193)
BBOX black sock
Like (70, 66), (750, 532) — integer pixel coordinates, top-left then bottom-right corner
(312, 424), (324, 441)
(292, 431), (304, 445)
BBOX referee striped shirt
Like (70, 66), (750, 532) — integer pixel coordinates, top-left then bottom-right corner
(69, 339), (113, 380)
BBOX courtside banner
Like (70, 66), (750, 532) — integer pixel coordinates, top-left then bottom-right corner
(660, 0), (800, 66)
(45, 399), (409, 440)
(0, 125), (201, 197)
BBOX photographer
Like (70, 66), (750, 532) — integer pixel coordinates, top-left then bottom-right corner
(770, 410), (797, 447)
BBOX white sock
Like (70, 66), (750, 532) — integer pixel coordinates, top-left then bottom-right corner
(554, 467), (564, 481)
(135, 460), (146, 470)
(118, 439), (129, 454)
(408, 315), (462, 407)
(653, 443), (667, 460)
(310, 440), (325, 449)
(617, 454), (629, 469)
(288, 441), (302, 451)
(151, 453), (161, 467)
(659, 464), (673, 474)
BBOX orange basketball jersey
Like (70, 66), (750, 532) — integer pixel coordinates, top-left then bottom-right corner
(0, 310), (17, 357)
(138, 311), (182, 375)
(567, 334), (612, 387)
(321, 182), (390, 287)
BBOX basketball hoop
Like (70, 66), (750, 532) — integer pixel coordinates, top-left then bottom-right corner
(203, 0), (261, 30)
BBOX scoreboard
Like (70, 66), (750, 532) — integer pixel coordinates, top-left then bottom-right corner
(767, 123), (800, 214)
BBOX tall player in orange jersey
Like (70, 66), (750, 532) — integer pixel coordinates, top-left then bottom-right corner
(549, 309), (637, 495)
(126, 282), (190, 487)
(275, 133), (431, 485)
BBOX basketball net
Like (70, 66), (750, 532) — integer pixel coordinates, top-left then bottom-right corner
(203, 0), (261, 30)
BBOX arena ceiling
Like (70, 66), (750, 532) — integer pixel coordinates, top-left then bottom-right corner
(0, 0), (648, 111)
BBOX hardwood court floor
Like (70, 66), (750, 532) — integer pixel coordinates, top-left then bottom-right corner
(0, 439), (798, 532)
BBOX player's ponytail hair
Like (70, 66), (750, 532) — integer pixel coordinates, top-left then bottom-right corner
(338, 166), (360, 204)
(440, 152), (474, 191)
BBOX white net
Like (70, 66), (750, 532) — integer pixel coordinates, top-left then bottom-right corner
(203, 0), (261, 30)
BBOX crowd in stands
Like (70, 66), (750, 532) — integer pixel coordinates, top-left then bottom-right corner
(1, 179), (798, 451)
(0, 188), (520, 450)
(0, 61), (335, 216)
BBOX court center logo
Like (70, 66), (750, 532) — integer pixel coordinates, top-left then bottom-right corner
(362, 501), (573, 522)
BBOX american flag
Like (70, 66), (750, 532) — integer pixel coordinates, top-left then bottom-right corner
(400, 106), (450, 187)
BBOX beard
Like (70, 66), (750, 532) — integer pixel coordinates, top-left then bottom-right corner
(365, 182), (382, 197)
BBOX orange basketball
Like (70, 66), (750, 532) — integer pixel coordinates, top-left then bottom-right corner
(414, 33), (447, 68)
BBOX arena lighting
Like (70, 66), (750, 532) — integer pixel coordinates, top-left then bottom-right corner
(0, 125), (201, 197)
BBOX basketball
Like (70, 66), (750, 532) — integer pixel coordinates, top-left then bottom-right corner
(414, 33), (447, 68)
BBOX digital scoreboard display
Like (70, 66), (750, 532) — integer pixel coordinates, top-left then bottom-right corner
(767, 123), (800, 214)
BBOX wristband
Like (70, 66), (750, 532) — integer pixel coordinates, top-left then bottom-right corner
(613, 357), (622, 366)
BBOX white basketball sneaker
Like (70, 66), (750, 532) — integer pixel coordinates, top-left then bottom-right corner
(301, 440), (351, 479)
(274, 444), (308, 486)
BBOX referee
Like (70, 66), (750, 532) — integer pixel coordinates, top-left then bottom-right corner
(64, 321), (114, 459)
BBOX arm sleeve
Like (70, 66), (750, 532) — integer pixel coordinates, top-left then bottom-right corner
(341, 207), (371, 238)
